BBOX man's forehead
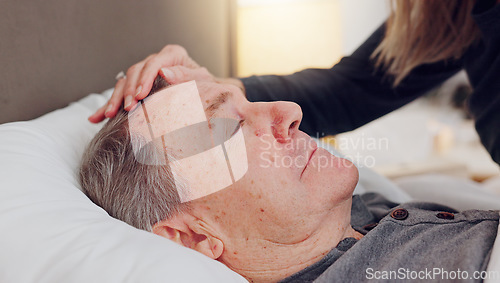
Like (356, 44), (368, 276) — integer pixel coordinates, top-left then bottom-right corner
(147, 81), (229, 104)
(128, 81), (206, 139)
(198, 82), (234, 103)
(129, 81), (238, 135)
(126, 80), (248, 203)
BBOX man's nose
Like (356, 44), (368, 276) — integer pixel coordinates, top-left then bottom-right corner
(270, 101), (303, 143)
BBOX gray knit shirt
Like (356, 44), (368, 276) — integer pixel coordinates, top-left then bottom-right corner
(281, 193), (499, 283)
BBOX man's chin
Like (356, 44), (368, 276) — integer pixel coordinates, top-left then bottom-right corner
(301, 148), (359, 195)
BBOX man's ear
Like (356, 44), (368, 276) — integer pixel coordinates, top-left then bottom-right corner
(152, 213), (224, 260)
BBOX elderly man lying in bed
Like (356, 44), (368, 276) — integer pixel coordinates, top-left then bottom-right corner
(79, 74), (499, 283)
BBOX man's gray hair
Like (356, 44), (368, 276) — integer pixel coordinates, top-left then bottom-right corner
(79, 77), (189, 231)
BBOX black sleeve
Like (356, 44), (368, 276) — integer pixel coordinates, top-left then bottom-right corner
(241, 24), (464, 136)
(466, 1), (500, 165)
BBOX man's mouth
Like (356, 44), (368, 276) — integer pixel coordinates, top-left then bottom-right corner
(300, 145), (318, 179)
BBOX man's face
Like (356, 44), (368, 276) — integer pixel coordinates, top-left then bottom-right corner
(150, 80), (359, 254)
(150, 82), (358, 248)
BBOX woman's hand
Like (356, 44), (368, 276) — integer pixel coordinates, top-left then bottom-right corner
(88, 44), (214, 123)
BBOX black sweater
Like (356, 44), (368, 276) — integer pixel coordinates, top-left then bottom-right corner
(241, 0), (500, 165)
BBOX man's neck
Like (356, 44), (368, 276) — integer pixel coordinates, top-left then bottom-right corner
(220, 201), (360, 282)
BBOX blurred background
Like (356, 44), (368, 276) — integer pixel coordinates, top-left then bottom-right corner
(235, 0), (388, 77)
(1, 0), (498, 184)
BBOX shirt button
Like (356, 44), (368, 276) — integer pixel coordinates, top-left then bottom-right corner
(436, 212), (455, 220)
(390, 208), (409, 220)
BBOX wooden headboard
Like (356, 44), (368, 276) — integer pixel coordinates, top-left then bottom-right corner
(0, 0), (233, 124)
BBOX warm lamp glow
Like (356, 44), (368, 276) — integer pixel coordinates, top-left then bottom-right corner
(236, 0), (343, 77)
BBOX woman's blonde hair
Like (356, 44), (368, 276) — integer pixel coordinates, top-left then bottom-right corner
(372, 0), (480, 86)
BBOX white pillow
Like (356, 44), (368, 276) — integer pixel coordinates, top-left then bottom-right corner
(0, 89), (247, 283)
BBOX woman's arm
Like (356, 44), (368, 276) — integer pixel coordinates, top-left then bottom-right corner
(241, 24), (464, 136)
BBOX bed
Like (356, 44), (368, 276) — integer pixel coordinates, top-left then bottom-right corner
(3, 89), (500, 282)
(0, 87), (414, 282)
(2, 1), (500, 282)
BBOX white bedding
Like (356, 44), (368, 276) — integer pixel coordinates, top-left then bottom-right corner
(0, 90), (246, 283)
(0, 89), (499, 282)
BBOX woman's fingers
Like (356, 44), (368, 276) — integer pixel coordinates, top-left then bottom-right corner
(159, 65), (215, 84)
(105, 78), (127, 117)
(88, 103), (109, 123)
(88, 45), (212, 123)
(88, 66), (215, 123)
(122, 60), (147, 110)
(88, 78), (126, 123)
(160, 44), (200, 68)
(135, 55), (164, 100)
(134, 45), (200, 100)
